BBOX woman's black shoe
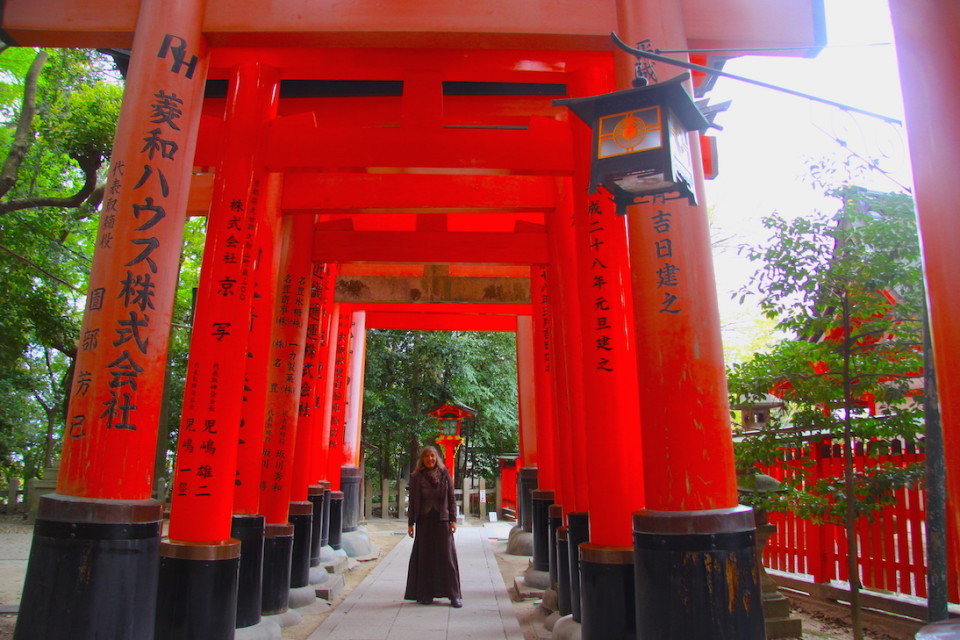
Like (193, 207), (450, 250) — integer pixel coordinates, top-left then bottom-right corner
(450, 598), (462, 608)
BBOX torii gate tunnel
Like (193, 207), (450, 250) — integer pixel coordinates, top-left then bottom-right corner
(4, 1), (959, 639)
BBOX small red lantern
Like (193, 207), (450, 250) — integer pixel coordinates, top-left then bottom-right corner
(427, 403), (475, 481)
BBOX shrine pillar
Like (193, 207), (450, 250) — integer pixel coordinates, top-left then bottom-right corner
(515, 315), (540, 538)
(14, 2), (208, 639)
(546, 178), (592, 624)
(300, 263), (338, 568)
(154, 60), (280, 640)
(325, 309), (354, 551)
(565, 67), (646, 640)
(257, 211), (314, 617)
(315, 302), (341, 552)
(614, 2), (763, 638)
(889, 1), (960, 620)
(340, 310), (367, 534)
(232, 171), (284, 628)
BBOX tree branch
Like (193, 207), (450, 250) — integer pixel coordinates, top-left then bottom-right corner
(0, 50), (49, 200)
(0, 153), (103, 216)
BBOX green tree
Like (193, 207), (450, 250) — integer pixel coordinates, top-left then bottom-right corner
(729, 187), (925, 640)
(362, 330), (518, 490)
(0, 46), (122, 488)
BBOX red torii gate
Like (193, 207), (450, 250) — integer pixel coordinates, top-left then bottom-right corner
(0, 2), (889, 640)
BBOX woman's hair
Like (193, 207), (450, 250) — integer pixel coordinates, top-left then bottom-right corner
(413, 445), (447, 474)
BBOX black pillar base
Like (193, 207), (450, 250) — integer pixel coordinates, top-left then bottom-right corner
(155, 539), (241, 640)
(307, 484), (327, 567)
(289, 501), (313, 589)
(231, 514), (265, 629)
(14, 494), (163, 640)
(261, 523), (294, 616)
(340, 467), (362, 533)
(518, 467), (538, 533)
(579, 544), (636, 640)
(633, 506), (765, 640)
(328, 491), (344, 551)
(566, 511), (589, 623)
(531, 490), (554, 572)
(548, 504), (563, 588)
(319, 480), (332, 548)
(556, 526), (572, 616)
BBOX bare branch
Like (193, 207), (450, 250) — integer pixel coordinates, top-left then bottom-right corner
(0, 50), (49, 199)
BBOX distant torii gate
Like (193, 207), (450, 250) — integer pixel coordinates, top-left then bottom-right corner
(17, 2), (960, 640)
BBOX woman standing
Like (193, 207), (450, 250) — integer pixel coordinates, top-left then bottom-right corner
(404, 446), (462, 607)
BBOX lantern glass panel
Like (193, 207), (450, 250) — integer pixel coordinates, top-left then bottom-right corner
(597, 105), (662, 159)
(441, 419), (458, 435)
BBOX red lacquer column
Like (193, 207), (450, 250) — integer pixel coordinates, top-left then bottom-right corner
(168, 60), (280, 544)
(614, 2), (763, 638)
(326, 309), (354, 491)
(234, 172), (283, 517)
(516, 315), (540, 471)
(258, 213), (314, 525)
(566, 68), (645, 549)
(342, 310), (367, 470)
(315, 301), (342, 485)
(15, 2), (209, 638)
(889, 0), (960, 608)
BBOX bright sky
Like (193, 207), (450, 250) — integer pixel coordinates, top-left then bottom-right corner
(702, 0), (912, 360)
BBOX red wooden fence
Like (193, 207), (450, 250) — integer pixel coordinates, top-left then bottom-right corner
(758, 440), (959, 604)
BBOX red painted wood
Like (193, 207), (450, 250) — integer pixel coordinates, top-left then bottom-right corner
(57, 0), (208, 500)
(364, 312), (518, 332)
(257, 214), (314, 525)
(169, 61), (279, 541)
(516, 316), (539, 470)
(311, 230), (549, 264)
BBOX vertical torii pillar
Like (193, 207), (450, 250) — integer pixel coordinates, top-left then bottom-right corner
(889, 1), (960, 621)
(257, 212), (313, 618)
(340, 309), (367, 537)
(614, 2), (764, 638)
(233, 171), (283, 629)
(156, 59), (279, 640)
(14, 2), (208, 638)
(515, 315), (540, 543)
(565, 67), (646, 639)
(325, 308), (354, 551)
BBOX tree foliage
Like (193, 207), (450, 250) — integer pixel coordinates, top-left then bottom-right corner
(0, 46), (122, 486)
(362, 330), (518, 486)
(729, 186), (925, 640)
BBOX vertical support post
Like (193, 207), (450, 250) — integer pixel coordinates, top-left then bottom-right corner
(16, 2), (208, 638)
(888, 1), (960, 621)
(516, 315), (539, 474)
(159, 58), (279, 640)
(381, 478), (390, 518)
(609, 2), (763, 637)
(326, 310), (353, 491)
(398, 478), (407, 520)
(257, 211), (314, 614)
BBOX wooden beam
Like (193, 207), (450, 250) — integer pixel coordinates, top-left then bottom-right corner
(282, 173), (557, 213)
(365, 311), (519, 332)
(316, 230), (548, 264)
(335, 272), (531, 304)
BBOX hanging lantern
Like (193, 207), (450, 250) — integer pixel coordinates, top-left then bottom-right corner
(554, 73), (709, 214)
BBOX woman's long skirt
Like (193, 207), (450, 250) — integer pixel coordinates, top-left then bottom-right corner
(404, 510), (462, 601)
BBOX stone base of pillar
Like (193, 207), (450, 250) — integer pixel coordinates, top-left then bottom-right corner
(579, 544), (635, 640)
(566, 512), (589, 623)
(523, 561), (551, 590)
(289, 501), (313, 588)
(341, 529), (379, 559)
(917, 620), (960, 638)
(553, 613), (583, 640)
(556, 526), (572, 616)
(263, 608), (301, 628)
(506, 525), (533, 556)
(155, 539), (241, 640)
(232, 514), (266, 629)
(14, 494), (162, 640)
(309, 565), (330, 586)
(287, 584), (318, 609)
(261, 523), (294, 616)
(234, 616), (282, 640)
(328, 491), (344, 550)
(545, 609), (562, 631)
(633, 506), (765, 640)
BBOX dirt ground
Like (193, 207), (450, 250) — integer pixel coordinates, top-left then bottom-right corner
(0, 514), (906, 639)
